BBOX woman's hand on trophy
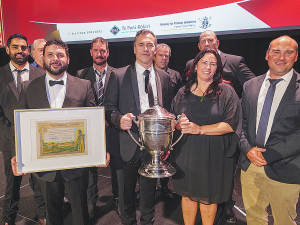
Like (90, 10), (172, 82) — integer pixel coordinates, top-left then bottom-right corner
(180, 114), (200, 135)
(176, 113), (187, 130)
(120, 113), (135, 130)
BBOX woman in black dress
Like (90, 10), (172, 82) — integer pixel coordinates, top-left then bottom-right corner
(172, 49), (241, 225)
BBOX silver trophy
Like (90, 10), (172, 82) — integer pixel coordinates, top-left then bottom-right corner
(127, 102), (183, 178)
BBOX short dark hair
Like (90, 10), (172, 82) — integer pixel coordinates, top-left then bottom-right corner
(43, 38), (69, 57)
(7, 34), (28, 47)
(91, 37), (109, 50)
(133, 29), (157, 47)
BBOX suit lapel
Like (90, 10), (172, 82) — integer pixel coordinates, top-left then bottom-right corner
(104, 65), (112, 93)
(4, 65), (19, 101)
(130, 64), (141, 113)
(272, 71), (299, 127)
(62, 74), (76, 108)
(154, 68), (163, 106)
(29, 65), (43, 80)
(37, 76), (51, 108)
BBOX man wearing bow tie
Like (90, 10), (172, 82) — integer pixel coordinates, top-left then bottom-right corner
(105, 29), (173, 225)
(0, 34), (44, 225)
(14, 38), (101, 225)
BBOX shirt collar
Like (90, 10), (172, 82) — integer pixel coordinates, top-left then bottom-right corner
(9, 61), (29, 72)
(265, 69), (294, 84)
(93, 64), (107, 76)
(46, 71), (67, 84)
(135, 61), (154, 76)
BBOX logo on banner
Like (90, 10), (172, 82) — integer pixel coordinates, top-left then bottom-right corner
(110, 26), (120, 36)
(198, 16), (212, 29)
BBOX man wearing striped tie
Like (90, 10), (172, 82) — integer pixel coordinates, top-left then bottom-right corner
(76, 37), (120, 219)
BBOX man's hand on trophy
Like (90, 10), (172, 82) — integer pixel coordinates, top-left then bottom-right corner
(120, 113), (134, 130)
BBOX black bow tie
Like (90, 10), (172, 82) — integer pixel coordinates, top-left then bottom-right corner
(49, 80), (64, 86)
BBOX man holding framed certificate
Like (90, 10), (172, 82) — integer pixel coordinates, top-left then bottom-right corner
(12, 38), (108, 225)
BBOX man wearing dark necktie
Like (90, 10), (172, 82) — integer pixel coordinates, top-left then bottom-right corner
(239, 36), (300, 225)
(76, 37), (119, 218)
(105, 29), (173, 225)
(0, 34), (45, 225)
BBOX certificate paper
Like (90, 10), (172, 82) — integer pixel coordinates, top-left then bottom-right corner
(37, 120), (88, 159)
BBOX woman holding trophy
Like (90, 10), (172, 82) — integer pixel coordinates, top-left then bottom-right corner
(172, 49), (242, 225)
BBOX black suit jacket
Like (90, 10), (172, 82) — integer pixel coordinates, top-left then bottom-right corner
(0, 63), (44, 152)
(184, 51), (255, 98)
(104, 64), (173, 162)
(20, 74), (96, 182)
(76, 65), (120, 158)
(166, 67), (181, 97)
(239, 70), (300, 184)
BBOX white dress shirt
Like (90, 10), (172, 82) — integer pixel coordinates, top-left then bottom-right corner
(135, 62), (158, 113)
(45, 72), (67, 109)
(9, 61), (30, 86)
(256, 69), (293, 145)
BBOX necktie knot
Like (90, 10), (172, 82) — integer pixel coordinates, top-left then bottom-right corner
(269, 78), (283, 86)
(49, 80), (64, 86)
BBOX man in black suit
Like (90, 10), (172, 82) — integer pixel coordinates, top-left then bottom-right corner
(153, 43), (179, 200)
(239, 36), (300, 224)
(76, 37), (121, 217)
(154, 43), (181, 98)
(184, 30), (255, 98)
(13, 38), (102, 225)
(184, 30), (255, 223)
(105, 29), (173, 225)
(0, 34), (45, 225)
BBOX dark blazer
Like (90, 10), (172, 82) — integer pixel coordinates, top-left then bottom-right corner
(184, 51), (255, 98)
(104, 64), (173, 162)
(166, 67), (181, 98)
(239, 70), (300, 184)
(76, 65), (115, 105)
(20, 74), (96, 182)
(0, 63), (44, 152)
(76, 65), (120, 157)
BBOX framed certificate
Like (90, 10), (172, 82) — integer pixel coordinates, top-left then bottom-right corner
(14, 107), (106, 174)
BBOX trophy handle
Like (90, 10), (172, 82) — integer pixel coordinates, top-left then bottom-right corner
(169, 115), (184, 150)
(127, 116), (145, 151)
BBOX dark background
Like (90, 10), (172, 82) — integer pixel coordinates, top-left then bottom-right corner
(1, 29), (300, 76)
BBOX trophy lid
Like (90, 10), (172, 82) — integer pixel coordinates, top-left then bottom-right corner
(137, 98), (175, 120)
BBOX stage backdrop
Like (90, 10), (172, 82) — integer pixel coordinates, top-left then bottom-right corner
(1, 0), (300, 45)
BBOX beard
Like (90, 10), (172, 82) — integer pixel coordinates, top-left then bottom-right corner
(93, 57), (107, 66)
(44, 62), (68, 76)
(10, 52), (29, 65)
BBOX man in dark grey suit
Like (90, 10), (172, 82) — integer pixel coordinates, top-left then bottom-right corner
(105, 29), (173, 225)
(239, 36), (300, 224)
(0, 34), (44, 225)
(13, 38), (98, 225)
(184, 30), (255, 223)
(76, 37), (120, 217)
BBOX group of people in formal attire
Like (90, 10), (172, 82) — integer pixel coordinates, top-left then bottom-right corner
(1, 28), (300, 225)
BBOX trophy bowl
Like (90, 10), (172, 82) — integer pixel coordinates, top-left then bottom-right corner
(128, 103), (183, 178)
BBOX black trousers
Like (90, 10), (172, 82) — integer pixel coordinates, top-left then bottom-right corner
(38, 171), (89, 225)
(87, 167), (98, 209)
(109, 155), (119, 199)
(29, 174), (46, 219)
(121, 155), (157, 225)
(1, 151), (22, 225)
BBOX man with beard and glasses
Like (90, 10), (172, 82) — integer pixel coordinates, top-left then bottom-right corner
(76, 37), (121, 218)
(12, 38), (109, 225)
(0, 34), (44, 225)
